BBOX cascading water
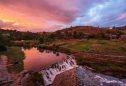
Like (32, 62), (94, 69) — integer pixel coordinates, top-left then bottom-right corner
(40, 56), (78, 86)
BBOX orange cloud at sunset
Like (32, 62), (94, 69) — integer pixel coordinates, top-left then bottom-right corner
(0, 6), (52, 31)
(0, 0), (78, 32)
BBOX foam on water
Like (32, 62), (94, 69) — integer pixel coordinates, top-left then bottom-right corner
(95, 75), (126, 86)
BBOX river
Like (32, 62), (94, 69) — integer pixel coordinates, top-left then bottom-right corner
(22, 47), (77, 85)
(22, 48), (126, 86)
(22, 47), (71, 71)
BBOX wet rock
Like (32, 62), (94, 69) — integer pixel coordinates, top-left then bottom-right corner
(76, 67), (100, 86)
(76, 67), (126, 86)
(102, 82), (121, 86)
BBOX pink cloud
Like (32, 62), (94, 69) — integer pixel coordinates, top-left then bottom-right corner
(0, 0), (78, 23)
(116, 13), (126, 21)
(0, 0), (79, 31)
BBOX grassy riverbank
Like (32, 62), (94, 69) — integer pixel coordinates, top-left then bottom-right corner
(0, 47), (25, 73)
(46, 39), (126, 78)
(55, 39), (126, 54)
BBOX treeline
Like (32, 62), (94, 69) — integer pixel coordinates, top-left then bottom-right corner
(0, 29), (40, 41)
(0, 29), (41, 51)
(113, 26), (126, 30)
(0, 34), (7, 51)
(0, 29), (55, 50)
(39, 32), (55, 44)
(0, 25), (126, 51)
(51, 27), (124, 40)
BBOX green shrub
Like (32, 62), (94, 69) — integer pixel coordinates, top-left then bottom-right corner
(0, 44), (7, 52)
(116, 46), (126, 52)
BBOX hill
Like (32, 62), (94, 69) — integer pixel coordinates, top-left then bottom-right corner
(115, 26), (126, 34)
(55, 26), (123, 35)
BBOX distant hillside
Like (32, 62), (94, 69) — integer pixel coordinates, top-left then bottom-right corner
(115, 26), (126, 34)
(55, 26), (122, 35)
(116, 26), (126, 30)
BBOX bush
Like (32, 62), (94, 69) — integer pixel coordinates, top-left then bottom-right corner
(87, 34), (95, 40)
(95, 31), (106, 39)
(28, 72), (44, 86)
(0, 44), (7, 52)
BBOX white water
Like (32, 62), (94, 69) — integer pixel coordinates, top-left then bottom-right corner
(40, 56), (77, 86)
(95, 75), (126, 86)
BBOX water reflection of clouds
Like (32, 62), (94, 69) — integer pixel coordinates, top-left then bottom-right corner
(23, 48), (69, 71)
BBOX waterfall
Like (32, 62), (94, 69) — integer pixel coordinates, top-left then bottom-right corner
(40, 55), (78, 86)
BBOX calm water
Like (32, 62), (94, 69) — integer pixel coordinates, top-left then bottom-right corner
(22, 48), (68, 71)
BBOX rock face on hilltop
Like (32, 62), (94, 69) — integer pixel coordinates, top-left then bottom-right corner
(51, 67), (126, 86)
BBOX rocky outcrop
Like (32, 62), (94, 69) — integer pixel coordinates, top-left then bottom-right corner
(51, 68), (79, 86)
(51, 66), (126, 86)
(76, 67), (126, 86)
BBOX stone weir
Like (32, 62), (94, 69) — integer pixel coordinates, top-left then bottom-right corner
(40, 56), (78, 86)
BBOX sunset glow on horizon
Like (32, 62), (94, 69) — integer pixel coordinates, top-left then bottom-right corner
(0, 0), (126, 32)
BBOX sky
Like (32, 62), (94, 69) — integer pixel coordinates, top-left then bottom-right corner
(0, 0), (126, 32)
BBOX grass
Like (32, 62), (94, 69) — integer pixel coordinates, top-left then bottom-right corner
(40, 39), (126, 78)
(115, 46), (126, 52)
(75, 56), (126, 78)
(60, 41), (92, 52)
(59, 39), (126, 54)
(2, 47), (25, 62)
(0, 46), (25, 73)
(72, 41), (92, 52)
(55, 39), (126, 78)
(97, 40), (110, 45)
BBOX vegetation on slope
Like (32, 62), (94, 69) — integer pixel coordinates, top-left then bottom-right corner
(54, 39), (126, 78)
(0, 47), (25, 73)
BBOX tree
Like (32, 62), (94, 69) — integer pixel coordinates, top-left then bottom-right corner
(39, 34), (53, 44)
(112, 26), (116, 29)
(95, 30), (106, 39)
(73, 31), (77, 38)
(73, 31), (84, 39)
(0, 34), (7, 52)
(87, 34), (95, 40)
